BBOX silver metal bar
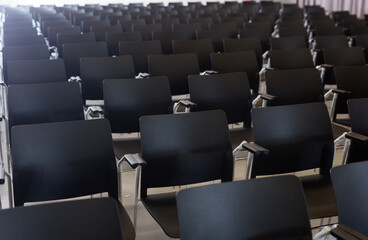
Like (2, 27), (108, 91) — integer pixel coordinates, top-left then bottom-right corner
(133, 165), (141, 229)
(341, 138), (351, 165)
(245, 151), (253, 180)
(330, 93), (338, 121)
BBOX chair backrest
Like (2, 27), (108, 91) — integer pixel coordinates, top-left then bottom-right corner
(188, 72), (252, 127)
(2, 45), (50, 84)
(173, 39), (214, 72)
(0, 198), (124, 240)
(270, 36), (306, 50)
(278, 26), (307, 39)
(323, 47), (366, 67)
(8, 82), (84, 130)
(188, 17), (212, 30)
(118, 19), (146, 32)
(265, 68), (324, 106)
(47, 26), (81, 47)
(91, 25), (122, 42)
(210, 51), (259, 93)
(11, 119), (117, 206)
(152, 31), (187, 54)
(81, 19), (110, 33)
(139, 110), (233, 197)
(314, 26), (344, 36)
(269, 48), (314, 70)
(177, 175), (312, 240)
(103, 76), (172, 133)
(331, 161), (368, 235)
(3, 35), (45, 47)
(3, 27), (37, 36)
(344, 98), (368, 163)
(172, 23), (202, 40)
(63, 42), (109, 78)
(335, 66), (368, 114)
(154, 18), (180, 32)
(148, 53), (200, 95)
(223, 38), (262, 69)
(209, 22), (238, 37)
(314, 35), (348, 49)
(251, 102), (334, 177)
(132, 23), (163, 41)
(7, 59), (67, 85)
(106, 32), (142, 56)
(196, 29), (231, 52)
(119, 40), (162, 74)
(57, 32), (96, 58)
(238, 28), (271, 51)
(80, 56), (135, 101)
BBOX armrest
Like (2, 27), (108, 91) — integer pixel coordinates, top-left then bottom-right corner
(320, 64), (334, 68)
(330, 224), (368, 240)
(260, 93), (277, 101)
(332, 89), (351, 94)
(200, 70), (219, 75)
(136, 72), (151, 78)
(123, 153), (147, 169)
(345, 132), (368, 142)
(262, 50), (269, 60)
(177, 99), (197, 108)
(68, 76), (82, 82)
(0, 167), (5, 184)
(85, 106), (104, 119)
(242, 142), (269, 156)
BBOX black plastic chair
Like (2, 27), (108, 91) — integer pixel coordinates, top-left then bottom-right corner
(223, 38), (263, 71)
(80, 56), (135, 103)
(177, 175), (312, 240)
(7, 59), (67, 85)
(103, 76), (172, 158)
(187, 72), (254, 149)
(331, 161), (368, 237)
(208, 22), (238, 38)
(3, 35), (45, 47)
(119, 40), (162, 74)
(152, 31), (187, 54)
(330, 66), (368, 127)
(211, 51), (259, 94)
(196, 29), (231, 52)
(313, 35), (348, 66)
(132, 23), (163, 41)
(106, 32), (142, 56)
(148, 53), (200, 96)
(137, 110), (233, 238)
(339, 98), (368, 165)
(172, 39), (214, 72)
(243, 102), (337, 220)
(10, 119), (135, 239)
(172, 23), (202, 40)
(63, 41), (109, 78)
(0, 198), (126, 240)
(81, 19), (110, 33)
(47, 26), (81, 47)
(2, 45), (50, 84)
(91, 25), (122, 42)
(238, 27), (272, 52)
(118, 19), (145, 32)
(268, 48), (314, 70)
(7, 82), (84, 131)
(270, 36), (306, 50)
(56, 32), (96, 58)
(321, 47), (366, 85)
(2, 27), (37, 37)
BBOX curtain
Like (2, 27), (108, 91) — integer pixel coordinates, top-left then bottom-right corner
(298, 0), (368, 18)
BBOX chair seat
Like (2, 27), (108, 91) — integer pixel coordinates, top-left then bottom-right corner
(333, 118), (351, 128)
(229, 127), (254, 150)
(141, 192), (179, 238)
(300, 174), (337, 219)
(118, 201), (136, 240)
(113, 139), (141, 159)
(331, 122), (349, 140)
